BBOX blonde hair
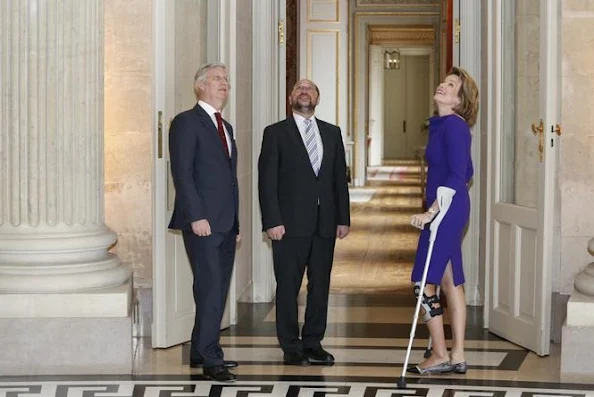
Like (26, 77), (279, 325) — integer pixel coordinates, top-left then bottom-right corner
(449, 66), (479, 127)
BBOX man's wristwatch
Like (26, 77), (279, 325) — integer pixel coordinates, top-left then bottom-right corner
(427, 207), (437, 215)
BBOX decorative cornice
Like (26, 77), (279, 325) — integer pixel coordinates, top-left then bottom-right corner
(368, 26), (435, 44)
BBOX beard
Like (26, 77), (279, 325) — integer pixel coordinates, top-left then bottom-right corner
(291, 95), (316, 113)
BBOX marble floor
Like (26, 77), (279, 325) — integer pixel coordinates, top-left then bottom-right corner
(2, 162), (592, 395)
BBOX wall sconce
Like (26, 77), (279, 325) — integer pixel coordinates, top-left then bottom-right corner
(384, 49), (400, 70)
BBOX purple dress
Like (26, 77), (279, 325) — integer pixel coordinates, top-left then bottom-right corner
(411, 114), (473, 286)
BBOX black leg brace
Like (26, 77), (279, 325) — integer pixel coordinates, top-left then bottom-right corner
(414, 282), (444, 322)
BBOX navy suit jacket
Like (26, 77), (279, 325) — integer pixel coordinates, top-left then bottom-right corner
(258, 117), (350, 238)
(168, 103), (239, 233)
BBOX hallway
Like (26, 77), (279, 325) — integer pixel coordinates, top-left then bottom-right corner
(1, 163), (591, 394)
(125, 163), (586, 391)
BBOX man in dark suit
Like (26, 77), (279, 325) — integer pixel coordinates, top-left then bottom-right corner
(258, 79), (350, 366)
(168, 62), (239, 382)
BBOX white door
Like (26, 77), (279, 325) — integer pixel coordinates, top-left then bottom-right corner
(383, 55), (430, 160)
(152, 0), (231, 348)
(403, 55), (430, 156)
(487, 0), (560, 356)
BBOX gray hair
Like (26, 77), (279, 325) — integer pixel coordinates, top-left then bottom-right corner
(193, 62), (227, 99)
(194, 62), (227, 84)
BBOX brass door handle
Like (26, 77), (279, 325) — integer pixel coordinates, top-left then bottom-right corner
(553, 124), (562, 136)
(531, 119), (544, 162)
(531, 119), (544, 134)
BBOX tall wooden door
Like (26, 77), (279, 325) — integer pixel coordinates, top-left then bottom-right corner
(487, 0), (560, 356)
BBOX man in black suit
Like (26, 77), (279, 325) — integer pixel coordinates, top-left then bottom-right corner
(258, 79), (350, 366)
(168, 62), (239, 382)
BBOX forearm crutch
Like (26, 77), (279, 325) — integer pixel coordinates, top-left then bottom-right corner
(397, 186), (456, 389)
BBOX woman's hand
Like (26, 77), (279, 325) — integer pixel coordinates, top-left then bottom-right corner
(410, 211), (436, 230)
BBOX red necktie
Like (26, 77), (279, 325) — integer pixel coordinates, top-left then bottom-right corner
(214, 112), (230, 158)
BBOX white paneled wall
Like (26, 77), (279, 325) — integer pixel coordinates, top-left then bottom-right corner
(300, 0), (349, 139)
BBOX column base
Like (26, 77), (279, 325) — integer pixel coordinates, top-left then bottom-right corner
(0, 280), (133, 375)
(561, 290), (594, 375)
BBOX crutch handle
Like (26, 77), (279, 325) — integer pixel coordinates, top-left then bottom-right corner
(429, 186), (456, 240)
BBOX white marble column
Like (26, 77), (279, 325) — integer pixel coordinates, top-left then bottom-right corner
(0, 0), (132, 375)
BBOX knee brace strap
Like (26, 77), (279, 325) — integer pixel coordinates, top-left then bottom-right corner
(414, 283), (443, 322)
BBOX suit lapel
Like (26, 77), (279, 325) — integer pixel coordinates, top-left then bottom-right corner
(284, 118), (317, 175)
(317, 121), (331, 175)
(226, 121), (238, 166)
(193, 103), (232, 161)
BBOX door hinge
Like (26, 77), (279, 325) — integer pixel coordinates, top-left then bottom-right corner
(278, 18), (285, 46)
(455, 18), (461, 44)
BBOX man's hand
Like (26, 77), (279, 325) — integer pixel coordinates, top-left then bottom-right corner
(336, 225), (350, 239)
(410, 212), (434, 230)
(191, 219), (212, 236)
(266, 225), (285, 241)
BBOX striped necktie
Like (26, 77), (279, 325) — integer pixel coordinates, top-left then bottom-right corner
(304, 118), (320, 176)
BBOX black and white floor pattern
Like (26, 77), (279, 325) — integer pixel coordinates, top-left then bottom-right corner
(1, 381), (594, 397)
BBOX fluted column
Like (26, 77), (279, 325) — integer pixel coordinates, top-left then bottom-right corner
(0, 0), (131, 293)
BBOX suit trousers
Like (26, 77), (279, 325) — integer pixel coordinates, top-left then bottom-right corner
(272, 231), (336, 353)
(182, 229), (236, 367)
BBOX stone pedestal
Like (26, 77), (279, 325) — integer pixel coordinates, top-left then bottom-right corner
(561, 238), (594, 374)
(0, 0), (132, 375)
(0, 282), (132, 375)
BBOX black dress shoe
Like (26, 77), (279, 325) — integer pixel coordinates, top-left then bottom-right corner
(304, 347), (335, 365)
(190, 360), (238, 369)
(283, 352), (310, 366)
(203, 365), (236, 382)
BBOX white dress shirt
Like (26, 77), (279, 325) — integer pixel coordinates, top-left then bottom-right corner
(199, 100), (232, 156)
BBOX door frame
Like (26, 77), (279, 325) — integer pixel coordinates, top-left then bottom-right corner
(249, 0), (286, 303)
(483, 0), (559, 355)
(457, 0), (482, 306)
(151, 0), (228, 348)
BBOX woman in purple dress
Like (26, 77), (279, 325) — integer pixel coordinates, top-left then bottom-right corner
(408, 67), (479, 375)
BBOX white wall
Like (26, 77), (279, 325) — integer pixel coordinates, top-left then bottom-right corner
(368, 45), (385, 166)
(299, 0), (351, 170)
(104, 0), (153, 287)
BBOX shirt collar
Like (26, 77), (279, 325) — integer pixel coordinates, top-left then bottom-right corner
(293, 112), (315, 125)
(198, 100), (221, 117)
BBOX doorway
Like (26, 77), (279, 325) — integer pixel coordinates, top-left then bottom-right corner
(382, 53), (432, 161)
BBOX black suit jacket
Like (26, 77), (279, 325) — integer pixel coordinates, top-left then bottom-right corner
(168, 103), (239, 233)
(258, 117), (350, 238)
